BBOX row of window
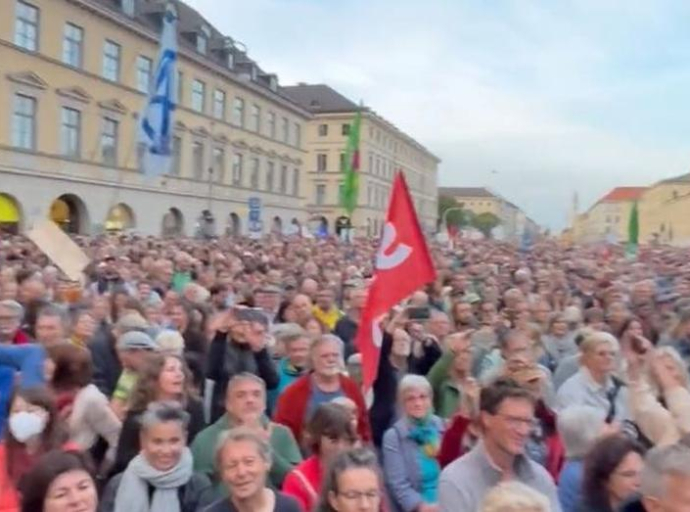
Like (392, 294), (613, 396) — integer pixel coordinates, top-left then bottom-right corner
(182, 143), (300, 195)
(10, 92), (300, 195)
(317, 123), (350, 137)
(316, 121), (431, 169)
(313, 181), (426, 214)
(12, 92), (123, 165)
(191, 83), (300, 146)
(13, 1), (301, 148)
(314, 151), (396, 179)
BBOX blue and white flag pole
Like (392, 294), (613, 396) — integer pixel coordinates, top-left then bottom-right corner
(139, 1), (178, 179)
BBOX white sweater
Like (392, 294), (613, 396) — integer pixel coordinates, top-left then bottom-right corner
(69, 384), (122, 458)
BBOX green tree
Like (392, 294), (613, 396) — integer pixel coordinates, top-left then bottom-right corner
(438, 196), (468, 229)
(472, 211), (501, 238)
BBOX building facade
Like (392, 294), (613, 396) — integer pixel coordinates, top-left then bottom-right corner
(638, 174), (690, 246)
(0, 0), (311, 236)
(571, 187), (646, 244)
(282, 84), (440, 237)
(438, 186), (537, 241)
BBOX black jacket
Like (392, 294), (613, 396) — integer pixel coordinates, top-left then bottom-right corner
(89, 325), (121, 398)
(203, 492), (301, 512)
(333, 315), (359, 358)
(370, 332), (401, 447)
(111, 398), (206, 477)
(620, 497), (647, 512)
(99, 471), (216, 512)
(206, 332), (279, 422)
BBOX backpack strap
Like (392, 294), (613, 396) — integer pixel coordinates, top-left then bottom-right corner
(605, 376), (624, 423)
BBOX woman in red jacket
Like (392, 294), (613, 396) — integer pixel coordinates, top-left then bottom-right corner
(0, 387), (69, 512)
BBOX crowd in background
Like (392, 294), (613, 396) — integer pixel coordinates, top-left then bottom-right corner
(2, 233), (690, 511)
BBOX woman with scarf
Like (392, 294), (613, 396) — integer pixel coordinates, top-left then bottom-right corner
(100, 401), (214, 512)
(382, 375), (444, 512)
(0, 387), (69, 512)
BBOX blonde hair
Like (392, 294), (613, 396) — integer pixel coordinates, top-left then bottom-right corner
(155, 329), (185, 355)
(481, 482), (550, 512)
(579, 331), (618, 354)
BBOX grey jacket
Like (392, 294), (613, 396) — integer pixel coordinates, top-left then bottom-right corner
(382, 415), (445, 512)
(439, 441), (562, 512)
(99, 471), (216, 512)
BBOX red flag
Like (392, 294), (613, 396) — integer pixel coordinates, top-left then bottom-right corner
(355, 172), (436, 400)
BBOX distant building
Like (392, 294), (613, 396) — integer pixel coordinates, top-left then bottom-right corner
(638, 173), (690, 246)
(439, 186), (537, 241)
(283, 83), (440, 237)
(573, 187), (646, 244)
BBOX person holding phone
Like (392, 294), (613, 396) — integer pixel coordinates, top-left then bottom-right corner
(206, 307), (279, 422)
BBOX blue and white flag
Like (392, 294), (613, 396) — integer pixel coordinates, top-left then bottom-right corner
(139, 2), (178, 178)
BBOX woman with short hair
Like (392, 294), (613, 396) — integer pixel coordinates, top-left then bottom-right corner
(316, 448), (384, 512)
(382, 374), (444, 512)
(204, 427), (301, 512)
(100, 401), (214, 512)
(20, 450), (98, 512)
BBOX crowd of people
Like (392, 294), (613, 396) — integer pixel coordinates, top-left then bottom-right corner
(2, 232), (690, 511)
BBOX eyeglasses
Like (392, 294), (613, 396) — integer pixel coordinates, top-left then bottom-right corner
(339, 490), (382, 502)
(495, 413), (538, 430)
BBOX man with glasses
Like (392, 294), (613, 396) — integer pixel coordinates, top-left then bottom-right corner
(439, 378), (561, 512)
(556, 331), (630, 423)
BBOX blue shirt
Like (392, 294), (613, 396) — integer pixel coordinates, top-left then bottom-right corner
(305, 382), (343, 421)
(558, 459), (584, 512)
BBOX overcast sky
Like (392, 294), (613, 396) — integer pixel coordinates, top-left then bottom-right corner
(185, 0), (690, 230)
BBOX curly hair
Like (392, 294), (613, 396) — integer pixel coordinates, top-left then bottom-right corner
(127, 353), (196, 413)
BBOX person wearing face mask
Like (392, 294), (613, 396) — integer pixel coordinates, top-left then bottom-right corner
(282, 403), (357, 512)
(111, 354), (205, 478)
(100, 401), (214, 512)
(382, 375), (444, 512)
(274, 335), (371, 445)
(0, 387), (70, 512)
(20, 450), (98, 512)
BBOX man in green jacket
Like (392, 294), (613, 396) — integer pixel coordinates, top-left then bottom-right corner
(191, 372), (302, 492)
